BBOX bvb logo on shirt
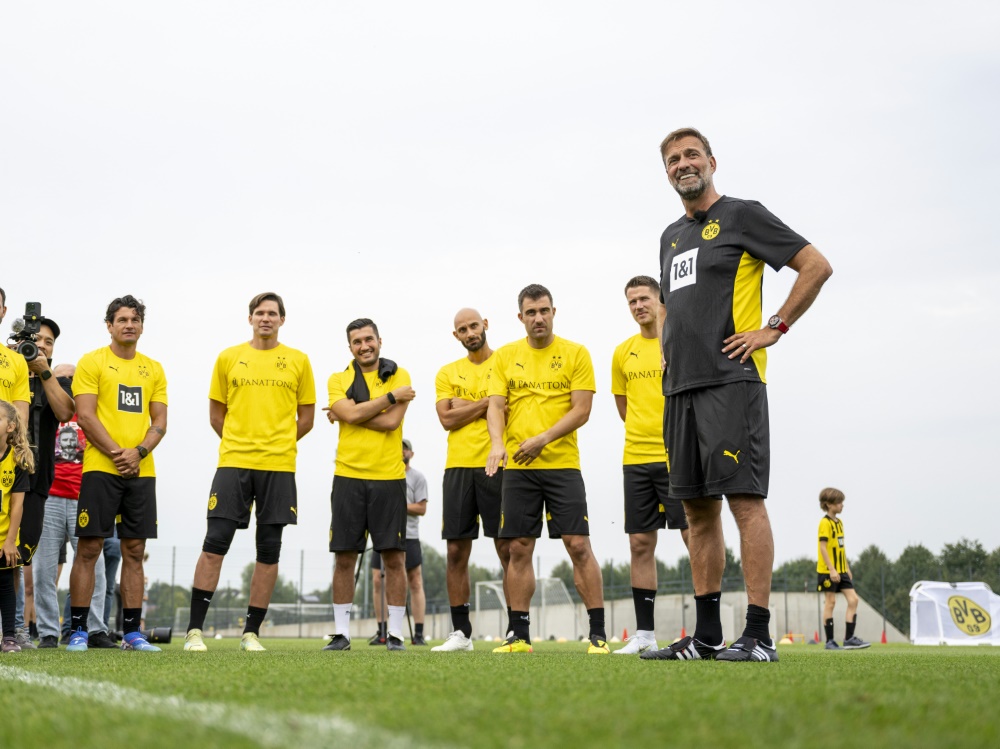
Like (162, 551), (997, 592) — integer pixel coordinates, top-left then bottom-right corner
(276, 357), (287, 371)
(78, 511), (90, 528)
(138, 364), (150, 379)
(1, 469), (13, 489)
(701, 220), (721, 240)
(208, 493), (218, 511)
(550, 356), (563, 370)
(0, 353), (9, 369)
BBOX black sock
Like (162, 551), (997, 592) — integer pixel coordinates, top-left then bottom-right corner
(122, 607), (142, 635)
(824, 618), (835, 643)
(0, 570), (15, 638)
(451, 604), (472, 638)
(378, 621), (387, 637)
(29, 621), (38, 638)
(415, 623), (424, 637)
(187, 587), (214, 632)
(587, 607), (606, 641)
(845, 615), (857, 641)
(632, 588), (656, 632)
(511, 610), (531, 643)
(693, 592), (723, 646)
(743, 604), (771, 642)
(71, 606), (91, 633)
(244, 606), (267, 636)
(507, 606), (512, 634)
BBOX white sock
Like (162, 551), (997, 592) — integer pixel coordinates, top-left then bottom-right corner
(334, 604), (352, 640)
(387, 605), (405, 639)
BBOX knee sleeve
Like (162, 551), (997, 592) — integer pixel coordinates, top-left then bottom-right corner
(255, 523), (284, 565)
(202, 517), (240, 556)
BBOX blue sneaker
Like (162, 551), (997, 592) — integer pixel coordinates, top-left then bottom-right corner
(122, 632), (161, 652)
(66, 628), (89, 652)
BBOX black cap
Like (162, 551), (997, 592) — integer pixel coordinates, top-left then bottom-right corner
(39, 317), (60, 339)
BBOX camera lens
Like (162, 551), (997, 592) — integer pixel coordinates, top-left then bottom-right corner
(16, 340), (38, 362)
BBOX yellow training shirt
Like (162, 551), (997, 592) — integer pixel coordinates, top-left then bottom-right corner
(817, 515), (848, 574)
(488, 336), (595, 470)
(210, 342), (316, 472)
(328, 365), (410, 480)
(435, 354), (495, 469)
(0, 445), (29, 564)
(0, 348), (30, 405)
(73, 347), (168, 477)
(611, 334), (666, 466)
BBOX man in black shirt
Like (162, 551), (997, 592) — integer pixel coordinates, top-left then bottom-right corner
(642, 128), (832, 664)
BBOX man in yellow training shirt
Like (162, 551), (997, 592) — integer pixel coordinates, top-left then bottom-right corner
(432, 308), (510, 652)
(612, 275), (689, 656)
(68, 295), (167, 653)
(323, 318), (414, 652)
(486, 284), (607, 654)
(183, 292), (316, 653)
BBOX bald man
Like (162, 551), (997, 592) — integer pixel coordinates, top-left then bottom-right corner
(432, 309), (510, 651)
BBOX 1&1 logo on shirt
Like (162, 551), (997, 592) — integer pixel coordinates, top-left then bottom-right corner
(670, 247), (699, 291)
(118, 384), (143, 413)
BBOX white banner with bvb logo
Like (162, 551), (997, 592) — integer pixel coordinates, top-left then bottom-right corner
(910, 581), (1000, 645)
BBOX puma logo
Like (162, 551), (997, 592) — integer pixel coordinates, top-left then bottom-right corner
(238, 361), (249, 367)
(108, 365), (119, 372)
(458, 375), (466, 380)
(515, 363), (525, 370)
(723, 449), (741, 464)
(629, 352), (639, 358)
(290, 506), (297, 515)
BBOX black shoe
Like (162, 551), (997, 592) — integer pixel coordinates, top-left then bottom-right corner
(386, 635), (406, 651)
(89, 631), (119, 649)
(59, 631), (71, 646)
(38, 635), (59, 649)
(368, 631), (386, 646)
(411, 635), (427, 646)
(715, 635), (779, 662)
(322, 634), (351, 651)
(842, 636), (871, 650)
(640, 635), (726, 661)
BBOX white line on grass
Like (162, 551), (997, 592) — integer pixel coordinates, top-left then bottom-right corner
(0, 665), (448, 749)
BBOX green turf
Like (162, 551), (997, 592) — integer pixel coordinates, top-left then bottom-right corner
(3, 639), (999, 748)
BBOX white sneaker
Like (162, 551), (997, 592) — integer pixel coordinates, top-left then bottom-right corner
(431, 630), (474, 652)
(184, 628), (208, 652)
(240, 632), (266, 651)
(614, 632), (658, 655)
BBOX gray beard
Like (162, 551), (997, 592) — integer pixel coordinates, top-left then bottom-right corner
(674, 178), (707, 200)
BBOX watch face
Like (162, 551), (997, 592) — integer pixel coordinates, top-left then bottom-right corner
(768, 315), (781, 329)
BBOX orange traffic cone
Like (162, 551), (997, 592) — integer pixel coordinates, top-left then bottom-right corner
(680, 627), (686, 638)
(813, 630), (820, 643)
(881, 630), (887, 644)
(622, 628), (628, 641)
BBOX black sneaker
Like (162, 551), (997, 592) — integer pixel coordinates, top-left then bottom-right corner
(386, 634), (406, 651)
(59, 631), (71, 646)
(411, 635), (427, 646)
(368, 631), (386, 646)
(842, 636), (871, 650)
(322, 634), (351, 651)
(38, 635), (59, 649)
(640, 635), (726, 661)
(715, 635), (779, 662)
(89, 631), (119, 649)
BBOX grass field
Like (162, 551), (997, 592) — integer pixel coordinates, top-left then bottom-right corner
(3, 638), (999, 748)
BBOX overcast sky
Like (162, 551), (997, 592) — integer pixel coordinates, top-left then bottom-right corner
(2, 2), (998, 596)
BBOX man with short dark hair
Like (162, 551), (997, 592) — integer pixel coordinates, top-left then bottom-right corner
(432, 308), (509, 652)
(486, 284), (607, 654)
(184, 292), (315, 653)
(611, 276), (689, 655)
(642, 127), (832, 663)
(323, 318), (415, 652)
(68, 295), (168, 652)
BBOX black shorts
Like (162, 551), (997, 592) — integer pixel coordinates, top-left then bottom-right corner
(329, 476), (407, 554)
(818, 573), (854, 593)
(208, 468), (297, 527)
(75, 473), (157, 540)
(665, 381), (770, 500)
(499, 469), (589, 540)
(441, 467), (503, 540)
(623, 463), (688, 533)
(17, 490), (47, 565)
(371, 538), (422, 571)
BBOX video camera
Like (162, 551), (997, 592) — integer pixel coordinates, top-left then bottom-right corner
(9, 302), (43, 362)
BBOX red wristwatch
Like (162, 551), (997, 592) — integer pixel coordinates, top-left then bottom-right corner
(767, 315), (789, 334)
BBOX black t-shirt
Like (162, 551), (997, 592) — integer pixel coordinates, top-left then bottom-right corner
(27, 373), (73, 497)
(658, 196), (808, 395)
